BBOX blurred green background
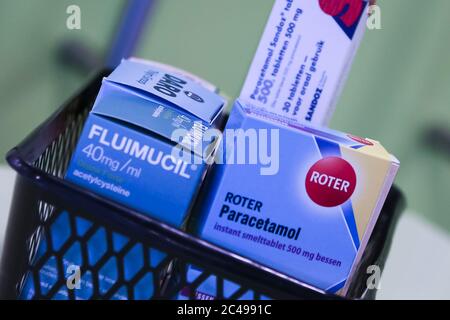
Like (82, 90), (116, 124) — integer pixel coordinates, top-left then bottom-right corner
(0, 0), (449, 232)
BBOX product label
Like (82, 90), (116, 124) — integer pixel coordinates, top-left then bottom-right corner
(85, 124), (193, 179)
(240, 0), (367, 125)
(305, 157), (356, 207)
(108, 60), (224, 124)
(66, 114), (204, 227)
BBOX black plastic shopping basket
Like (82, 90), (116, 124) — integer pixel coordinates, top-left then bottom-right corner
(0, 71), (405, 300)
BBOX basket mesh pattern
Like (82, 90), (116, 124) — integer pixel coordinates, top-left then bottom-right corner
(19, 208), (270, 300)
(20, 209), (169, 299)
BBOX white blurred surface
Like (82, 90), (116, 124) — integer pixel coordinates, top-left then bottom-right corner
(378, 212), (450, 299)
(0, 165), (448, 299)
(0, 166), (15, 260)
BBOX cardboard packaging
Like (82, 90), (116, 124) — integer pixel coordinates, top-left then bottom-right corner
(240, 0), (368, 125)
(190, 99), (399, 295)
(66, 59), (226, 227)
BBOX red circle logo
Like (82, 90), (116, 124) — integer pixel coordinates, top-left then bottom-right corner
(347, 134), (373, 146)
(305, 157), (357, 207)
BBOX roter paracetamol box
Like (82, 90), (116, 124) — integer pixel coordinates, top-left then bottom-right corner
(240, 0), (369, 125)
(193, 100), (399, 295)
(66, 59), (226, 227)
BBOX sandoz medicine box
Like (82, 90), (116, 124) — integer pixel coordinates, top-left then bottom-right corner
(240, 0), (368, 125)
(193, 99), (399, 295)
(66, 59), (226, 227)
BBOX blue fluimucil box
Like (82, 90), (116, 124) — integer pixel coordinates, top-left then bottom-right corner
(21, 59), (227, 300)
(66, 59), (226, 227)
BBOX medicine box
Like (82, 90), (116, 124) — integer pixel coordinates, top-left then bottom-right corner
(193, 99), (399, 294)
(240, 0), (368, 125)
(66, 59), (226, 227)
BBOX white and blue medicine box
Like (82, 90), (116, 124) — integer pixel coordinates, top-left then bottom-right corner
(193, 99), (399, 295)
(66, 59), (226, 227)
